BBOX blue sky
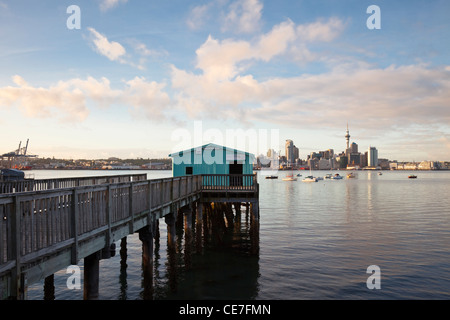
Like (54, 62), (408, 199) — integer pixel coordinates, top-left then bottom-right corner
(1, 0), (449, 161)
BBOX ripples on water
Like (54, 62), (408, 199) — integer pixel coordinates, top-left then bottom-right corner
(26, 170), (450, 299)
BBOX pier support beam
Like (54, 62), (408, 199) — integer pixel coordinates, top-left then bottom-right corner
(119, 237), (128, 300)
(183, 207), (193, 269)
(83, 251), (101, 300)
(165, 211), (178, 292)
(250, 201), (260, 255)
(43, 274), (55, 300)
(139, 225), (154, 300)
(196, 202), (203, 251)
(165, 211), (177, 249)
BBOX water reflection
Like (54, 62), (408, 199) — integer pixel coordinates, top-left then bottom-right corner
(152, 202), (260, 300)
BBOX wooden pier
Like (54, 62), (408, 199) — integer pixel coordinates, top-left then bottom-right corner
(0, 173), (259, 299)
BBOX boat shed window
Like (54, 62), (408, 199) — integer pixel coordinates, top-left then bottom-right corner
(185, 167), (193, 175)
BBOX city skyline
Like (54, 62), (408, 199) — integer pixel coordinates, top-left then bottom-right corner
(1, 1), (449, 162)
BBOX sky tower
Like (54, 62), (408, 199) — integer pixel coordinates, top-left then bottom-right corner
(345, 123), (351, 150)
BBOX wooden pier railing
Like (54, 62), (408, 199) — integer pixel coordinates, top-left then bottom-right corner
(0, 174), (147, 194)
(0, 173), (258, 299)
(201, 174), (257, 190)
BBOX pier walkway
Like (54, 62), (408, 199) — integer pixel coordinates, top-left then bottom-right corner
(0, 173), (259, 299)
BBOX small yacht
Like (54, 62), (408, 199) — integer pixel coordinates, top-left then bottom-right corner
(282, 174), (297, 181)
(347, 172), (356, 179)
(302, 176), (318, 182)
(324, 174), (333, 179)
(265, 175), (278, 179)
(332, 173), (343, 180)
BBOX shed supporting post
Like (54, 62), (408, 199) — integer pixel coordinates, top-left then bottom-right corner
(250, 201), (260, 255)
(183, 207), (193, 269)
(196, 202), (203, 251)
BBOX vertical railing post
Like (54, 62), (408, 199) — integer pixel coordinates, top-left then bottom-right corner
(11, 195), (23, 299)
(129, 183), (134, 234)
(71, 189), (79, 265)
(105, 185), (113, 256)
(147, 180), (152, 225)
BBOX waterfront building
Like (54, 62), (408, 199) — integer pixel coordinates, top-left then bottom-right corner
(169, 143), (255, 177)
(285, 140), (299, 165)
(318, 158), (334, 170)
(368, 147), (378, 167)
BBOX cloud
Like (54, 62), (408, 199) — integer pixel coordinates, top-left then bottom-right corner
(99, 0), (128, 12)
(186, 0), (263, 34)
(87, 28), (165, 70)
(87, 27), (127, 63)
(193, 18), (345, 82)
(0, 75), (173, 123)
(186, 3), (213, 30)
(170, 17), (349, 121)
(0, 76), (89, 122)
(222, 0), (263, 34)
(172, 43), (450, 131)
(122, 77), (172, 121)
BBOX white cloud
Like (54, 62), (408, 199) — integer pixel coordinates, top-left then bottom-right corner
(99, 0), (128, 12)
(186, 0), (263, 34)
(0, 75), (173, 123)
(122, 77), (172, 121)
(0, 75), (89, 122)
(186, 17), (345, 84)
(222, 0), (263, 34)
(87, 27), (127, 63)
(87, 28), (165, 70)
(186, 3), (213, 30)
(171, 17), (350, 120)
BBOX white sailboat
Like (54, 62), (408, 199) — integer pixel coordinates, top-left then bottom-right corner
(302, 166), (318, 182)
(302, 175), (317, 182)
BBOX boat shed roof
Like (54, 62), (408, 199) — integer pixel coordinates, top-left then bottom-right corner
(168, 143), (255, 158)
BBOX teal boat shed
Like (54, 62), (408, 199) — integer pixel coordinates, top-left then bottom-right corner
(169, 143), (255, 178)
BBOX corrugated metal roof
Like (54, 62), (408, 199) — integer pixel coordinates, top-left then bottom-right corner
(168, 143), (254, 158)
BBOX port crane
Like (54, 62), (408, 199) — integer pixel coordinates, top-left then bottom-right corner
(1, 139), (38, 169)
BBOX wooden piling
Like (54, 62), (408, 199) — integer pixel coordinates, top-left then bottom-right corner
(83, 251), (100, 300)
(183, 207), (193, 269)
(43, 274), (55, 300)
(138, 226), (154, 300)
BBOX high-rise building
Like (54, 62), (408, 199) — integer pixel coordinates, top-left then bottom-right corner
(368, 147), (378, 167)
(285, 140), (298, 165)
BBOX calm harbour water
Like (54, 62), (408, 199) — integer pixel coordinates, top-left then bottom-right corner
(26, 169), (450, 300)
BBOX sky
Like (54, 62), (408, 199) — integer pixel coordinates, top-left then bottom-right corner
(0, 0), (449, 162)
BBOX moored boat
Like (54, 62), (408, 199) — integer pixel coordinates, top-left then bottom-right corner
(302, 176), (317, 182)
